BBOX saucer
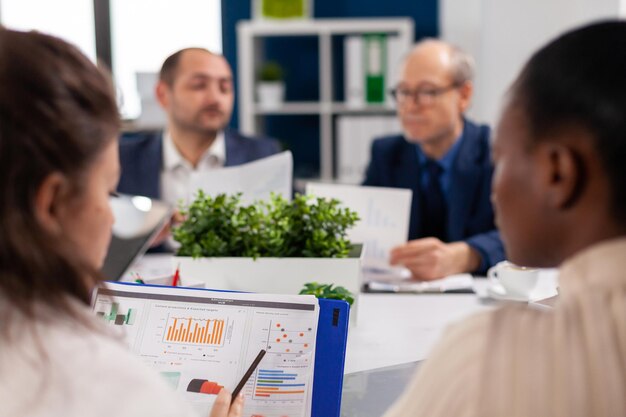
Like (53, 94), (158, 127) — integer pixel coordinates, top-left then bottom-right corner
(486, 283), (531, 302)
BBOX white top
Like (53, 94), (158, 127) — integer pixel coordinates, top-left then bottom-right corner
(160, 130), (226, 207)
(0, 298), (198, 417)
(383, 238), (626, 417)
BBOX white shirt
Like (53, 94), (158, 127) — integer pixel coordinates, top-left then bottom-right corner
(383, 237), (626, 417)
(0, 298), (199, 417)
(160, 131), (225, 208)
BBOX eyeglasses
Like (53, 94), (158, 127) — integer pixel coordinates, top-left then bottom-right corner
(389, 83), (461, 106)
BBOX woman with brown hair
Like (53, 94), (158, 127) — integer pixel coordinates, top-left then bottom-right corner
(0, 29), (242, 417)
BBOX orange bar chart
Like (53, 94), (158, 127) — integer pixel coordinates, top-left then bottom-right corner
(164, 316), (226, 346)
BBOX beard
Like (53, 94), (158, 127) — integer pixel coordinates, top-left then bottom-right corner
(173, 105), (230, 136)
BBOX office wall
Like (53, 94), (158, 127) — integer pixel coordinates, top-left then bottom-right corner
(438, 0), (483, 121)
(441, 0), (623, 125)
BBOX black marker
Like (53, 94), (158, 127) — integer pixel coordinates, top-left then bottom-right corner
(231, 349), (266, 401)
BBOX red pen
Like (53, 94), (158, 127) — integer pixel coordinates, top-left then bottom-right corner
(172, 263), (180, 287)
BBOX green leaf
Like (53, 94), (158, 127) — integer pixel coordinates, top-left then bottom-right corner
(173, 192), (359, 259)
(299, 282), (354, 306)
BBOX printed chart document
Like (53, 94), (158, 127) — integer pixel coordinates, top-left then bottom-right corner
(189, 151), (293, 205)
(93, 282), (318, 417)
(306, 183), (412, 268)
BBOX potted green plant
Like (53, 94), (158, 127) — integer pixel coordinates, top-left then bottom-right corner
(172, 192), (364, 323)
(256, 61), (285, 109)
(299, 283), (355, 307)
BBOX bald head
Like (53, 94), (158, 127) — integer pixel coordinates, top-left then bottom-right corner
(160, 48), (231, 86)
(401, 39), (474, 86)
(394, 39), (475, 156)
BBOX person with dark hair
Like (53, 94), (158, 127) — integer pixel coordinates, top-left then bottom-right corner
(363, 39), (505, 280)
(383, 20), (626, 416)
(118, 48), (281, 248)
(117, 48), (281, 203)
(0, 29), (242, 417)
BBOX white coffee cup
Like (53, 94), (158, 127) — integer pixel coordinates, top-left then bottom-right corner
(487, 261), (539, 298)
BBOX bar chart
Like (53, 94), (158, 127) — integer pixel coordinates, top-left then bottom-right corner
(163, 315), (227, 346)
(95, 302), (136, 326)
(160, 371), (181, 389)
(365, 197), (400, 228)
(254, 369), (306, 400)
(186, 378), (224, 395)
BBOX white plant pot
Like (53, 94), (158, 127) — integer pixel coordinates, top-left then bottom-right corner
(256, 81), (285, 109)
(173, 245), (363, 324)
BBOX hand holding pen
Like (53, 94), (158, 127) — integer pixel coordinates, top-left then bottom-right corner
(208, 389), (244, 417)
(207, 349), (266, 417)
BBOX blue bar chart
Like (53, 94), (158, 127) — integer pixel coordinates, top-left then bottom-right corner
(254, 369), (306, 400)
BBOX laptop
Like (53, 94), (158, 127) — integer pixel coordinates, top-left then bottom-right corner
(101, 194), (173, 280)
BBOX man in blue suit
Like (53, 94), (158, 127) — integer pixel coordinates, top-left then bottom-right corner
(117, 48), (280, 203)
(363, 39), (504, 280)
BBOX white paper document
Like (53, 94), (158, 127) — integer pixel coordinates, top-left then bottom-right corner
(363, 273), (475, 293)
(189, 151), (293, 205)
(306, 183), (412, 267)
(93, 282), (319, 417)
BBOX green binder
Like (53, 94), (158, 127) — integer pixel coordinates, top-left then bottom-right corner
(364, 34), (387, 104)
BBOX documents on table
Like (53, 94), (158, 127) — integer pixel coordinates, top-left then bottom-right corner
(363, 273), (475, 294)
(306, 183), (412, 268)
(93, 282), (318, 417)
(189, 151), (293, 205)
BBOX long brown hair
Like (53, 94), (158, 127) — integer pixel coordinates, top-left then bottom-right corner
(0, 29), (120, 319)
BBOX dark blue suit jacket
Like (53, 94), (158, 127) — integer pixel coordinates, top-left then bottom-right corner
(363, 120), (504, 273)
(117, 129), (281, 199)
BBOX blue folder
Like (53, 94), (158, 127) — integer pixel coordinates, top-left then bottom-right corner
(312, 298), (350, 417)
(102, 282), (350, 417)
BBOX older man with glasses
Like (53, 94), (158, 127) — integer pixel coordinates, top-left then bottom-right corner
(363, 39), (504, 280)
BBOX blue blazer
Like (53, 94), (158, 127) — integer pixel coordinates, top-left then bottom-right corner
(117, 129), (281, 199)
(363, 120), (505, 273)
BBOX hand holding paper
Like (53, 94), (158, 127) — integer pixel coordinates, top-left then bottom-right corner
(189, 151), (293, 205)
(305, 183), (412, 268)
(150, 210), (185, 248)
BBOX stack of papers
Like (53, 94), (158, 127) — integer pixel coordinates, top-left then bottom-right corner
(93, 282), (319, 417)
(363, 273), (475, 294)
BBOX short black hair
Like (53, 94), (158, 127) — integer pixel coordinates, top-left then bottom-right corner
(512, 20), (626, 223)
(159, 47), (213, 85)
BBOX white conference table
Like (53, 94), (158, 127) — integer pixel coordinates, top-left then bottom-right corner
(125, 254), (559, 376)
(346, 290), (493, 373)
(347, 270), (558, 373)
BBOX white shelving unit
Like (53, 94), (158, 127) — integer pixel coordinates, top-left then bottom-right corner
(237, 18), (414, 181)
